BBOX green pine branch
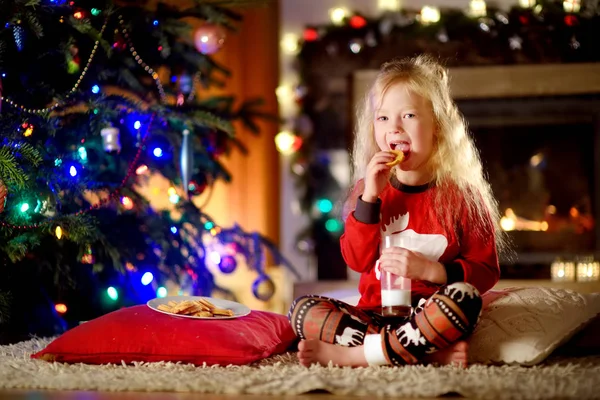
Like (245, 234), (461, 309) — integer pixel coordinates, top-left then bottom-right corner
(0, 231), (42, 263)
(22, 7), (43, 37)
(68, 14), (114, 56)
(0, 144), (42, 189)
(0, 213), (100, 263)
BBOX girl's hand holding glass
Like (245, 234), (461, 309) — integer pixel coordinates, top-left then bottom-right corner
(379, 246), (447, 284)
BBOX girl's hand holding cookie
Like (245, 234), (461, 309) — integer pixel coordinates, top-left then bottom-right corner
(362, 151), (396, 203)
(378, 247), (447, 284)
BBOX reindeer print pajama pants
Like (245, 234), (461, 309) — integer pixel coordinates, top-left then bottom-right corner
(288, 282), (482, 366)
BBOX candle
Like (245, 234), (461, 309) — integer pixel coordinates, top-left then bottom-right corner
(551, 260), (576, 282)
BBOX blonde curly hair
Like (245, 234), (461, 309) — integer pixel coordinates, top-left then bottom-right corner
(348, 54), (508, 253)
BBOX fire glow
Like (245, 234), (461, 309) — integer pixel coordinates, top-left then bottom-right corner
(500, 208), (549, 232)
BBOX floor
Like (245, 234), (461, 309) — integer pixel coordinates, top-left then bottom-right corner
(0, 391), (442, 399)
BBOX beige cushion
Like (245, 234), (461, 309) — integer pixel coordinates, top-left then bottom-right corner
(468, 287), (600, 366)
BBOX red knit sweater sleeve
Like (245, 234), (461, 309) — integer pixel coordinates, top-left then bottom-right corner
(340, 213), (381, 273)
(446, 207), (500, 295)
(339, 180), (381, 273)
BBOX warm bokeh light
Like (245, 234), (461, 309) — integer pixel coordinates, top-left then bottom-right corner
(55, 303), (68, 314)
(420, 6), (440, 24)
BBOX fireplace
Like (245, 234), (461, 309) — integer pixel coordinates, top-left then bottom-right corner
(458, 95), (600, 274)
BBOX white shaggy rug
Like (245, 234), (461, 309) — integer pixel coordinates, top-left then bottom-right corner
(1, 338), (599, 399)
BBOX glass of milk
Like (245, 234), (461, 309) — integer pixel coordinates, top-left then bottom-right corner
(380, 235), (412, 321)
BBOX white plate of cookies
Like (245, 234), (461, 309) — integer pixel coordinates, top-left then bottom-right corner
(147, 296), (251, 320)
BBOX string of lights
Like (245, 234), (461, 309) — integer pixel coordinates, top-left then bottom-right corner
(0, 17), (110, 115)
(0, 113), (156, 230)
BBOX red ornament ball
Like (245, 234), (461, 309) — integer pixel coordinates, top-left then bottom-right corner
(350, 15), (367, 29)
(188, 177), (208, 196)
(194, 24), (226, 55)
(564, 15), (579, 26)
(303, 28), (319, 42)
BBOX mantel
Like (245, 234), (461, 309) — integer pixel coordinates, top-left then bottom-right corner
(353, 62), (600, 103)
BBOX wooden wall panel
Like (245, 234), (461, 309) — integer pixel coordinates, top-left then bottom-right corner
(195, 4), (280, 244)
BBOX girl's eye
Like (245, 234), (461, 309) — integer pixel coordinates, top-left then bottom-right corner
(376, 116), (388, 121)
(403, 114), (415, 119)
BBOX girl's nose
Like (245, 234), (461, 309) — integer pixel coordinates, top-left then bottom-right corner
(394, 116), (404, 129)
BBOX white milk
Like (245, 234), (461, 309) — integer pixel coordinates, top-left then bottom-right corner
(381, 289), (411, 307)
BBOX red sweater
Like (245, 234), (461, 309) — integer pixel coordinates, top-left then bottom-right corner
(340, 177), (500, 309)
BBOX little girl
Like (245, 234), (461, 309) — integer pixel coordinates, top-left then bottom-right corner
(288, 55), (507, 367)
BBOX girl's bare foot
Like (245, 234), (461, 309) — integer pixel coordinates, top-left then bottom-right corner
(297, 339), (368, 367)
(422, 341), (469, 367)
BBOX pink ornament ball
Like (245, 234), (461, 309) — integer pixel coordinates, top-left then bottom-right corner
(194, 24), (226, 55)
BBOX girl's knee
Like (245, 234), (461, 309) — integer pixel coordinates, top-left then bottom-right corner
(444, 282), (481, 300)
(438, 282), (482, 328)
(288, 295), (312, 322)
(287, 295), (334, 332)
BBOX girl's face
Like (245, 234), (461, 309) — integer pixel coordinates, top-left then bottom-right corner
(373, 82), (437, 184)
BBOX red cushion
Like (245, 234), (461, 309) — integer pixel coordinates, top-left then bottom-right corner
(31, 305), (297, 366)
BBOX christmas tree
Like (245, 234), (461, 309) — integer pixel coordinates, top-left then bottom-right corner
(0, 0), (294, 341)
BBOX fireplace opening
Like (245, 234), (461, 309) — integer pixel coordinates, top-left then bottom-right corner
(457, 95), (600, 278)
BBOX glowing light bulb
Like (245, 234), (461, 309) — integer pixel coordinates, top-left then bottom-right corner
(107, 287), (118, 301)
(69, 166), (77, 177)
(55, 226), (63, 239)
(280, 33), (299, 54)
(519, 0), (535, 7)
(153, 147), (163, 158)
(209, 251), (221, 265)
(325, 218), (343, 233)
(469, 0), (487, 17)
(317, 199), (334, 213)
(329, 7), (349, 25)
(78, 146), (87, 161)
(170, 226), (178, 234)
(563, 0), (581, 12)
(19, 203), (29, 213)
(23, 125), (33, 137)
(420, 6), (440, 24)
(91, 85), (100, 94)
(378, 0), (401, 11)
(275, 131), (300, 155)
(134, 121), (141, 130)
(121, 196), (134, 210)
(157, 287), (167, 298)
(136, 165), (148, 175)
(55, 303), (68, 314)
(141, 272), (154, 286)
